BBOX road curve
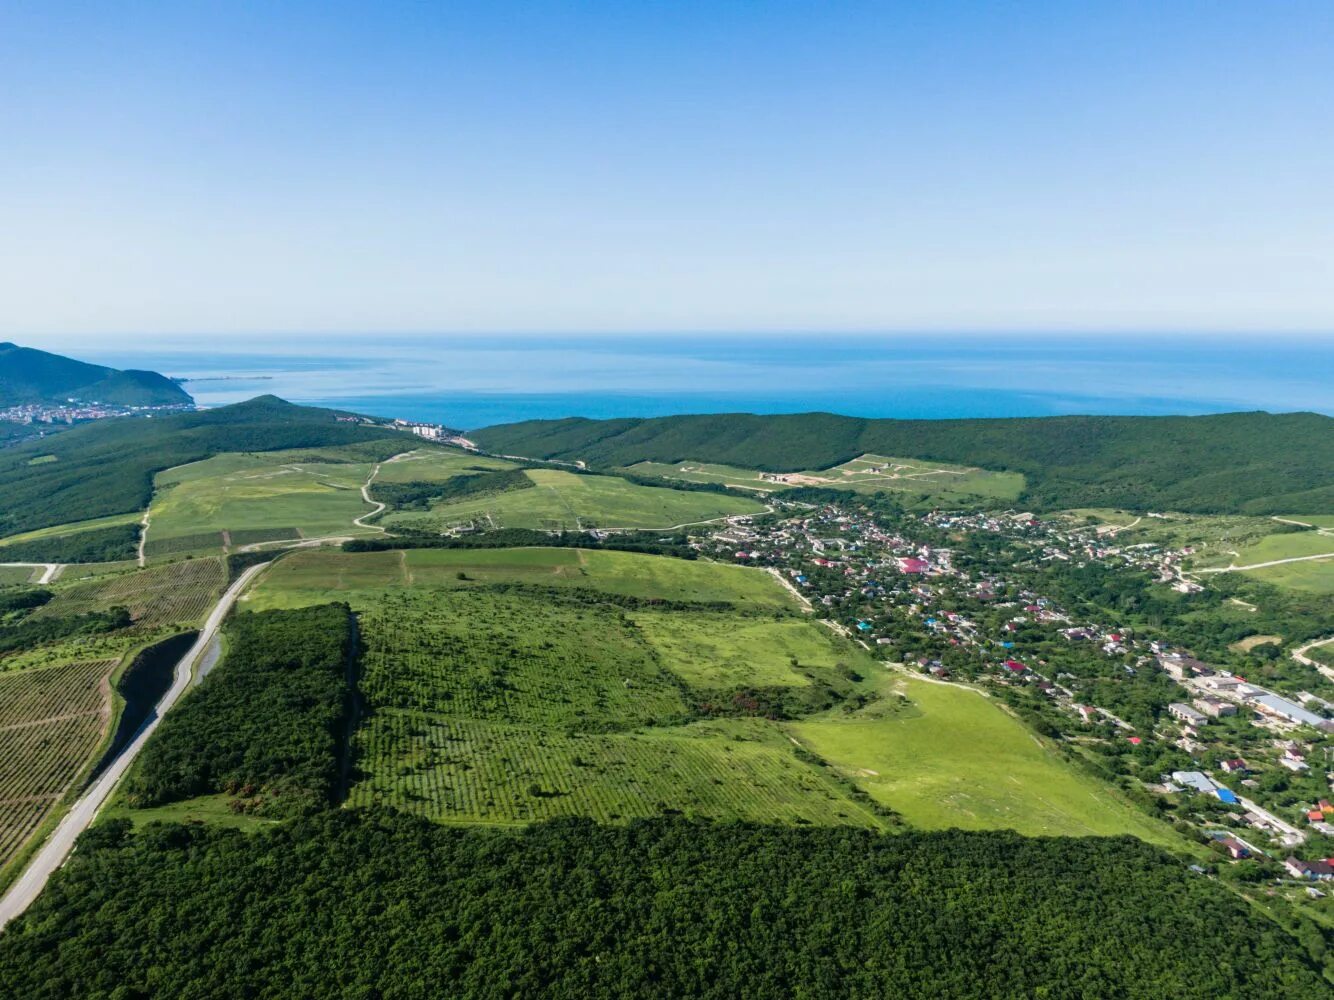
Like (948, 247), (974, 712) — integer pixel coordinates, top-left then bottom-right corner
(0, 561), (271, 932)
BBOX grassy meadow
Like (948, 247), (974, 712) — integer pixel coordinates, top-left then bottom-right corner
(146, 451), (383, 550)
(371, 448), (518, 483)
(790, 674), (1186, 847)
(233, 544), (1189, 847)
(243, 546), (795, 611)
(381, 468), (766, 533)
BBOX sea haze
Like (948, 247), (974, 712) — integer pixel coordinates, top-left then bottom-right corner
(73, 334), (1333, 430)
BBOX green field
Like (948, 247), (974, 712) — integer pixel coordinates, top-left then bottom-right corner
(353, 715), (884, 827)
(0, 566), (39, 585)
(629, 611), (855, 689)
(1191, 529), (1334, 569)
(344, 580), (884, 828)
(145, 448), (388, 550)
(789, 675), (1186, 847)
(625, 453), (1024, 502)
(244, 546), (795, 611)
(1243, 560), (1334, 594)
(381, 468), (766, 533)
(372, 448), (518, 483)
(238, 544), (1184, 845)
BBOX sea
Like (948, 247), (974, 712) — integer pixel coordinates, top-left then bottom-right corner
(66, 333), (1334, 431)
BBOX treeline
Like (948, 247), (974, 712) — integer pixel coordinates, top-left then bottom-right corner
(345, 528), (697, 559)
(123, 603), (352, 816)
(0, 606), (129, 656)
(1, 813), (1327, 998)
(0, 396), (414, 538)
(0, 522), (140, 564)
(0, 587), (52, 616)
(369, 468), (534, 510)
(473, 410), (1334, 513)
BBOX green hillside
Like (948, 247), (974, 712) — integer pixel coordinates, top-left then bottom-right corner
(473, 410), (1334, 513)
(0, 396), (412, 538)
(0, 342), (191, 408)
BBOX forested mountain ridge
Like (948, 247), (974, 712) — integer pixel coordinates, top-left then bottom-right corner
(0, 342), (192, 408)
(0, 395), (412, 537)
(473, 410), (1334, 513)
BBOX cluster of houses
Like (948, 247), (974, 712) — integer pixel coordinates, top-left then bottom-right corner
(701, 498), (1334, 868)
(1, 400), (194, 425)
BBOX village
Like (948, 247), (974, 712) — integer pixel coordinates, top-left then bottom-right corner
(0, 400), (197, 426)
(696, 495), (1334, 889)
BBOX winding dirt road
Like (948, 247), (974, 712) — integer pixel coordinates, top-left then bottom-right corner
(1195, 552), (1334, 573)
(0, 561), (271, 932)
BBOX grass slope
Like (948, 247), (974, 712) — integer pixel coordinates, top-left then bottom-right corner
(241, 546), (1180, 847)
(244, 547), (795, 611)
(147, 448), (385, 548)
(382, 468), (766, 533)
(791, 674), (1185, 847)
(474, 410), (1334, 513)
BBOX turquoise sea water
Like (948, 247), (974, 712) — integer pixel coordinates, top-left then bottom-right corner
(75, 334), (1333, 430)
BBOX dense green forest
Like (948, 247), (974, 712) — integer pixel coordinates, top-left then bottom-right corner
(0, 522), (139, 563)
(122, 604), (352, 816)
(473, 410), (1334, 513)
(0, 396), (414, 537)
(0, 342), (191, 407)
(0, 812), (1326, 999)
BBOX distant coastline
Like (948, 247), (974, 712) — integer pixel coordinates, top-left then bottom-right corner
(172, 375), (274, 384)
(70, 333), (1334, 430)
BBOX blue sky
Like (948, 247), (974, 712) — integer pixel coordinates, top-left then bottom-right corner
(2, 2), (1332, 337)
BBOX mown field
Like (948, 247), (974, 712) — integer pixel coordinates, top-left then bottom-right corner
(626, 452), (1024, 502)
(0, 659), (116, 876)
(380, 468), (766, 533)
(145, 448), (388, 552)
(789, 674), (1184, 846)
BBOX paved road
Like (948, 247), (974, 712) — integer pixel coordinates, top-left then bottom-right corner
(0, 561), (270, 932)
